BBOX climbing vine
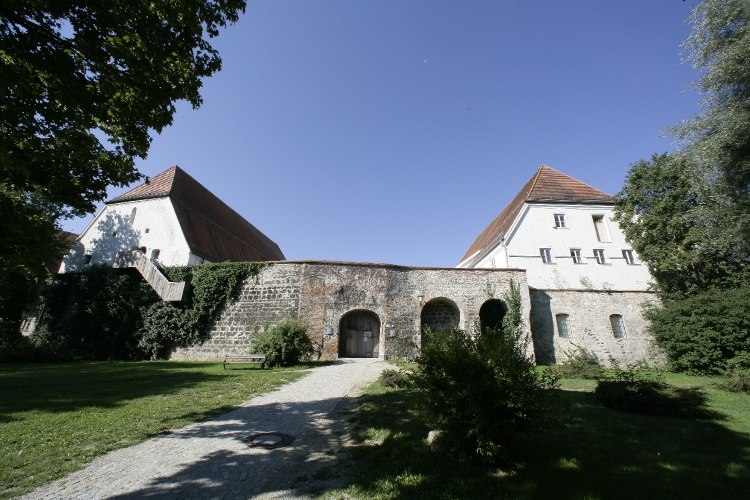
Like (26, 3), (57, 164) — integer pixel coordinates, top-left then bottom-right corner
(30, 262), (265, 361)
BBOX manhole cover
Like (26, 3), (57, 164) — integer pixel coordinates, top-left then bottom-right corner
(244, 432), (295, 449)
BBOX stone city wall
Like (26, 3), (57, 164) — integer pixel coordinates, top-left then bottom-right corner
(170, 261), (531, 361)
(529, 288), (661, 367)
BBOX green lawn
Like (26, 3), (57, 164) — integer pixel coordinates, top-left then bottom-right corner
(322, 372), (750, 499)
(0, 361), (311, 499)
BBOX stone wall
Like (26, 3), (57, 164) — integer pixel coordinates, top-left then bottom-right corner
(529, 288), (661, 367)
(170, 261), (531, 361)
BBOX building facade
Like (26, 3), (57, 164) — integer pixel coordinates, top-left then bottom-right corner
(457, 165), (659, 365)
(60, 166), (284, 271)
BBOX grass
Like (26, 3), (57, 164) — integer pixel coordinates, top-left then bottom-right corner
(0, 361), (312, 498)
(322, 371), (750, 499)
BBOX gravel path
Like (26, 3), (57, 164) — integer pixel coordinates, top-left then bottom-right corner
(24, 358), (391, 499)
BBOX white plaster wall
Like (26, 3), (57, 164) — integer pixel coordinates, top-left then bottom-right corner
(60, 198), (192, 272)
(477, 203), (653, 290)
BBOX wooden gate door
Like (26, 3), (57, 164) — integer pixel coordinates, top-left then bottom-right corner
(339, 311), (380, 358)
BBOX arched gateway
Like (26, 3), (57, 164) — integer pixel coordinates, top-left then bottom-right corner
(339, 310), (381, 358)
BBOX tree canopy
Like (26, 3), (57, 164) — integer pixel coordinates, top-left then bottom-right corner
(674, 0), (750, 254)
(0, 0), (246, 327)
(614, 153), (750, 298)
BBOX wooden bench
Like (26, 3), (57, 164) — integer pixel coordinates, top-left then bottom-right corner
(223, 354), (267, 369)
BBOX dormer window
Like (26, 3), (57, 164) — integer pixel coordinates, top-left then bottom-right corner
(554, 213), (566, 228)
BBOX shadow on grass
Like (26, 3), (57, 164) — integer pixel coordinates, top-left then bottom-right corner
(0, 362), (229, 418)
(331, 387), (750, 499)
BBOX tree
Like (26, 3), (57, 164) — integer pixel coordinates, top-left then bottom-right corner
(0, 0), (246, 327)
(614, 153), (750, 298)
(674, 0), (750, 255)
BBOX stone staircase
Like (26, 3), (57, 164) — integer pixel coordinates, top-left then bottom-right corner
(122, 250), (187, 302)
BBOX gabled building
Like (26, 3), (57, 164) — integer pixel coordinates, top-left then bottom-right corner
(61, 166), (285, 272)
(458, 165), (659, 366)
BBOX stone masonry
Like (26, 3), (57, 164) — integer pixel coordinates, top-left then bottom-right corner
(170, 261), (531, 361)
(170, 261), (659, 366)
(530, 288), (661, 367)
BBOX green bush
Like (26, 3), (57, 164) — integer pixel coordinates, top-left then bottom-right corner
(254, 318), (313, 367)
(594, 371), (709, 418)
(414, 280), (557, 464)
(29, 262), (264, 361)
(723, 369), (750, 394)
(379, 369), (412, 388)
(647, 286), (750, 374)
(548, 347), (605, 380)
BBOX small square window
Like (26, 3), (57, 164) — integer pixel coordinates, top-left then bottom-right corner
(593, 249), (606, 264)
(570, 249), (584, 264)
(610, 314), (627, 339)
(540, 248), (552, 264)
(556, 314), (572, 338)
(554, 213), (566, 228)
(622, 249), (636, 265)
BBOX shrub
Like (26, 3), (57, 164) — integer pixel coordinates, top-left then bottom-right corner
(379, 369), (412, 388)
(594, 371), (709, 418)
(254, 318), (313, 367)
(414, 280), (557, 464)
(647, 286), (750, 374)
(548, 347), (605, 380)
(723, 369), (750, 394)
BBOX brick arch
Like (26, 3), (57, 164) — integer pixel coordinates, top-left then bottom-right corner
(479, 299), (507, 332)
(420, 297), (460, 334)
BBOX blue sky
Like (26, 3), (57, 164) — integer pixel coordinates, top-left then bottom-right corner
(63, 0), (702, 267)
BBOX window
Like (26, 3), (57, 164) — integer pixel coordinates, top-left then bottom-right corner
(593, 249), (606, 264)
(610, 314), (626, 339)
(490, 257), (496, 268)
(83, 254), (92, 265)
(554, 213), (566, 228)
(129, 207), (137, 224)
(556, 314), (572, 338)
(570, 248), (584, 264)
(540, 248), (552, 264)
(622, 249), (636, 265)
(593, 215), (611, 242)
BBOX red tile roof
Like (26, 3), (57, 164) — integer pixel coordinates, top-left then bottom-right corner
(108, 166), (285, 262)
(459, 165), (613, 265)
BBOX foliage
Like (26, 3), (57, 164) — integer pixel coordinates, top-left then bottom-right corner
(594, 371), (712, 419)
(26, 262), (262, 361)
(414, 280), (557, 464)
(548, 347), (605, 380)
(379, 369), (412, 389)
(645, 286), (750, 374)
(139, 262), (263, 358)
(327, 370), (750, 499)
(254, 318), (314, 368)
(0, 0), (246, 334)
(385, 334), (419, 361)
(0, 361), (308, 498)
(30, 268), (158, 361)
(615, 153), (750, 298)
(723, 369), (750, 394)
(674, 0), (750, 256)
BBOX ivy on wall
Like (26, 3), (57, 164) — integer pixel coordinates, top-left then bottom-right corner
(139, 262), (265, 359)
(29, 262), (265, 361)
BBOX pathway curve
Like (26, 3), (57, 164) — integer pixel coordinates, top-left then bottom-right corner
(24, 358), (391, 499)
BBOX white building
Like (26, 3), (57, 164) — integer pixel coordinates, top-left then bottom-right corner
(61, 166), (285, 272)
(457, 165), (652, 291)
(458, 165), (658, 366)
